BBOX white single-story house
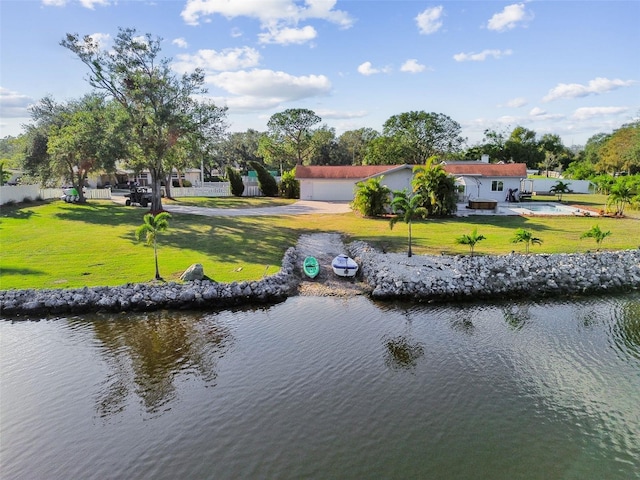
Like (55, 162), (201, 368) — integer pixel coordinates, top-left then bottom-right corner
(296, 161), (528, 202)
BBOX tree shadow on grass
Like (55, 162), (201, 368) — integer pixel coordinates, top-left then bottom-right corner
(54, 202), (148, 227)
(0, 266), (46, 277)
(0, 208), (38, 221)
(127, 214), (302, 268)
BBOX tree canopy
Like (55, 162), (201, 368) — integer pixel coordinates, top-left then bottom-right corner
(382, 111), (465, 162)
(61, 27), (227, 211)
(262, 108), (321, 169)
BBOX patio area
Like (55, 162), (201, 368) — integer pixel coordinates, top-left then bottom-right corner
(455, 201), (598, 217)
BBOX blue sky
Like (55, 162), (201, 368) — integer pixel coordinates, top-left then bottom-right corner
(1, 0), (638, 147)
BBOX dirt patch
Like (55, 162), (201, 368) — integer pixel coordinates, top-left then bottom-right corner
(295, 233), (371, 297)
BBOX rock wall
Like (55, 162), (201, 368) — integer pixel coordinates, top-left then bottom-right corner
(348, 242), (640, 301)
(2, 244), (640, 317)
(0, 248), (299, 317)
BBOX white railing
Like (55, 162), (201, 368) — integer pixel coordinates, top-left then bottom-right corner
(169, 182), (263, 198)
(0, 186), (114, 204)
(39, 188), (112, 200)
(1, 182), (267, 205)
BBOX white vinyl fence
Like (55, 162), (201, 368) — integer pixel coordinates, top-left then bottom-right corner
(0, 185), (112, 204)
(169, 182), (262, 198)
(530, 179), (593, 194)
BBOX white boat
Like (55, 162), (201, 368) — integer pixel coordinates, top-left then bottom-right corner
(331, 254), (359, 277)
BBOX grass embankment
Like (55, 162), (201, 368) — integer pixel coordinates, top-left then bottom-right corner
(0, 195), (638, 290)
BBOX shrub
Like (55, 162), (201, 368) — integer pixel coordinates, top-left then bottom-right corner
(352, 177), (390, 217)
(225, 166), (245, 197)
(279, 168), (300, 199)
(249, 161), (279, 197)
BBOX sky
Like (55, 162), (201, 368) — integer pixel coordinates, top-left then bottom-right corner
(1, 0), (639, 147)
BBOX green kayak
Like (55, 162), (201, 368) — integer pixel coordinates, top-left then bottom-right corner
(303, 256), (320, 279)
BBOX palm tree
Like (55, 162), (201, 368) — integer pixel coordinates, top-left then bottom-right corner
(456, 228), (486, 256)
(352, 176), (391, 217)
(607, 178), (635, 216)
(511, 228), (543, 254)
(580, 225), (612, 251)
(412, 156), (457, 217)
(389, 190), (428, 257)
(135, 212), (172, 280)
(549, 180), (572, 202)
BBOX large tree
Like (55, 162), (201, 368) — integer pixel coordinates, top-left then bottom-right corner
(23, 95), (126, 197)
(309, 125), (350, 165)
(363, 135), (412, 165)
(504, 126), (544, 168)
(382, 111), (465, 162)
(338, 127), (379, 165)
(261, 108), (321, 169)
(598, 121), (640, 175)
(219, 129), (263, 173)
(61, 28), (227, 212)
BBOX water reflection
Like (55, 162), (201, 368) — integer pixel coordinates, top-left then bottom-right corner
(612, 299), (640, 360)
(383, 335), (425, 370)
(86, 311), (232, 417)
(502, 304), (531, 330)
(383, 309), (425, 370)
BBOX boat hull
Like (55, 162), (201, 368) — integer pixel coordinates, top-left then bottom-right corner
(331, 254), (358, 277)
(303, 256), (320, 279)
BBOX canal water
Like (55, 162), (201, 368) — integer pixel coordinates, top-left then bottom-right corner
(1, 294), (639, 479)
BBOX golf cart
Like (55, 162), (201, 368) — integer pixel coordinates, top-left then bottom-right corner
(124, 186), (153, 207)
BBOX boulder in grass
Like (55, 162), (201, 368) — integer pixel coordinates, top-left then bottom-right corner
(181, 263), (205, 281)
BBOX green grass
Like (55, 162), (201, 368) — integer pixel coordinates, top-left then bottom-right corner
(1, 196), (638, 290)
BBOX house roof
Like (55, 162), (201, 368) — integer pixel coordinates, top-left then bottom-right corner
(295, 165), (397, 179)
(444, 163), (527, 177)
(295, 163), (527, 180)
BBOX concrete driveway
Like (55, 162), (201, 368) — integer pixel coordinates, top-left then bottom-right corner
(164, 200), (352, 216)
(111, 190), (351, 216)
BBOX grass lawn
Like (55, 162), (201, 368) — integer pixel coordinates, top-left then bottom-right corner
(1, 195), (638, 290)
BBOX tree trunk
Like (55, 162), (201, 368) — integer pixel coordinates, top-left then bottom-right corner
(408, 221), (413, 257)
(153, 239), (162, 280)
(164, 172), (173, 200)
(150, 168), (164, 213)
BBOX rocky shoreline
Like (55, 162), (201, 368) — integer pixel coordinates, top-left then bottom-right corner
(349, 243), (640, 301)
(1, 240), (640, 317)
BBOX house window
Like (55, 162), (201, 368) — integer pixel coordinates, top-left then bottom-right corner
(491, 180), (504, 192)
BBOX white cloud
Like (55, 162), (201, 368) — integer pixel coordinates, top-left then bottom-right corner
(172, 38), (189, 49)
(503, 97), (528, 108)
(79, 0), (109, 8)
(206, 69), (331, 106)
(487, 3), (533, 32)
(543, 77), (636, 102)
(258, 25), (317, 45)
(314, 109), (368, 119)
(453, 49), (512, 62)
(357, 61), (390, 76)
(181, 0), (354, 46)
(0, 87), (35, 118)
(528, 108), (564, 121)
(572, 106), (628, 120)
(172, 47), (261, 74)
(415, 6), (444, 35)
(400, 59), (426, 73)
(43, 0), (111, 7)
